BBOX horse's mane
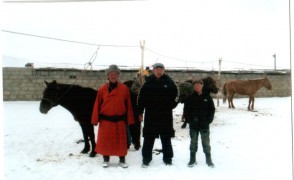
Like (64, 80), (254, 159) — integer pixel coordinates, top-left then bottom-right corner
(202, 76), (215, 83)
(123, 80), (134, 89)
(45, 81), (97, 100)
(55, 82), (96, 92)
(57, 83), (87, 89)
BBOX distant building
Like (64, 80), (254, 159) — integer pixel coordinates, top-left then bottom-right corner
(25, 63), (34, 68)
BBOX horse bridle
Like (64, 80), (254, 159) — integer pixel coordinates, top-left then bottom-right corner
(41, 83), (74, 109)
(41, 97), (56, 106)
(41, 95), (59, 109)
(41, 84), (62, 109)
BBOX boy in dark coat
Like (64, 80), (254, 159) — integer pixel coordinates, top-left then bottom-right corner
(184, 79), (215, 168)
(138, 63), (178, 167)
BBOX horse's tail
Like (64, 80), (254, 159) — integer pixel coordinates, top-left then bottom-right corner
(222, 83), (227, 103)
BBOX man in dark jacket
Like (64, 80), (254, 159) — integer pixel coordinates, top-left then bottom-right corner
(184, 79), (215, 168)
(138, 63), (178, 168)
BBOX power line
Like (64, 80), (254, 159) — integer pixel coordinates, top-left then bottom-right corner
(145, 47), (216, 64)
(3, 30), (282, 69)
(2, 30), (140, 48)
(4, 0), (136, 3)
(222, 60), (274, 68)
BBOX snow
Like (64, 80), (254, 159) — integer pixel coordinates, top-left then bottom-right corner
(2, 97), (293, 180)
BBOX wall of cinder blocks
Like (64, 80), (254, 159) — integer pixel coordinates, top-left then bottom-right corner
(2, 67), (291, 101)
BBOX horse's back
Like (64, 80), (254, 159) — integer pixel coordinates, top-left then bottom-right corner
(72, 86), (96, 103)
(70, 86), (97, 123)
(225, 79), (260, 95)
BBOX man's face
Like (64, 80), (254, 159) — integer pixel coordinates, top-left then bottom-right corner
(108, 71), (119, 83)
(193, 82), (203, 94)
(153, 67), (165, 78)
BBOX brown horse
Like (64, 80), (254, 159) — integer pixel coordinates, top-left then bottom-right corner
(222, 77), (272, 110)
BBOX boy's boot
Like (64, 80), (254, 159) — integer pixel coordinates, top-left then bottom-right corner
(187, 152), (196, 167)
(205, 153), (214, 167)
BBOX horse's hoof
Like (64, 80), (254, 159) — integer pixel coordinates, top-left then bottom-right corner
(81, 149), (90, 154)
(89, 152), (96, 157)
(134, 143), (141, 150)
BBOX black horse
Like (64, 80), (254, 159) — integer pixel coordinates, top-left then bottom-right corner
(39, 80), (97, 157)
(178, 76), (219, 128)
(123, 78), (142, 150)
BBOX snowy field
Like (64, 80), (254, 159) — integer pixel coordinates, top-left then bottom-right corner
(2, 97), (293, 180)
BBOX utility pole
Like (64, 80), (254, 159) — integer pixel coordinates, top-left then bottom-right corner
(140, 40), (145, 84)
(217, 58), (222, 107)
(273, 54), (276, 70)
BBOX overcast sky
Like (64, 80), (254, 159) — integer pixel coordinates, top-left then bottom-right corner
(2, 0), (291, 70)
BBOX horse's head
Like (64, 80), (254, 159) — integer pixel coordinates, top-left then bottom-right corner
(123, 78), (142, 95)
(39, 80), (60, 114)
(263, 77), (272, 90)
(131, 78), (142, 95)
(178, 82), (194, 103)
(123, 80), (134, 90)
(203, 76), (219, 94)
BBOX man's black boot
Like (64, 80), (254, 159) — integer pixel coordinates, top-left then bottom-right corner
(205, 153), (214, 167)
(187, 152), (196, 167)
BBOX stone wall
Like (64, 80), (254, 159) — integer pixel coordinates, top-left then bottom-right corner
(2, 67), (291, 101)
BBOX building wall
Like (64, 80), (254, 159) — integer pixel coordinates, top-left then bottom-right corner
(2, 67), (291, 101)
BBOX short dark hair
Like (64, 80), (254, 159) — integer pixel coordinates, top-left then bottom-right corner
(192, 79), (203, 85)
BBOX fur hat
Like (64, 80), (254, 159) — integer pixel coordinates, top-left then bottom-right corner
(153, 63), (165, 69)
(105, 64), (120, 75)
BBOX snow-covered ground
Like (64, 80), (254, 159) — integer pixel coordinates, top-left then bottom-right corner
(2, 97), (293, 180)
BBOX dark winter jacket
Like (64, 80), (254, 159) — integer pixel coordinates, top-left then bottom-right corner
(138, 74), (178, 138)
(184, 92), (215, 130)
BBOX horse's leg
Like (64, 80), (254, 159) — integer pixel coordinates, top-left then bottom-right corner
(251, 96), (255, 110)
(87, 124), (96, 157)
(181, 115), (188, 128)
(79, 123), (90, 154)
(248, 96), (251, 110)
(130, 121), (141, 150)
(230, 93), (235, 108)
(181, 105), (187, 128)
(181, 114), (185, 122)
(248, 95), (255, 110)
(181, 121), (187, 128)
(228, 93), (235, 108)
(228, 94), (232, 108)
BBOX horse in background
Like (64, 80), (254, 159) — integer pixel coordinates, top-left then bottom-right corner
(123, 78), (142, 150)
(178, 76), (219, 128)
(178, 77), (219, 103)
(39, 80), (97, 157)
(222, 77), (272, 110)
